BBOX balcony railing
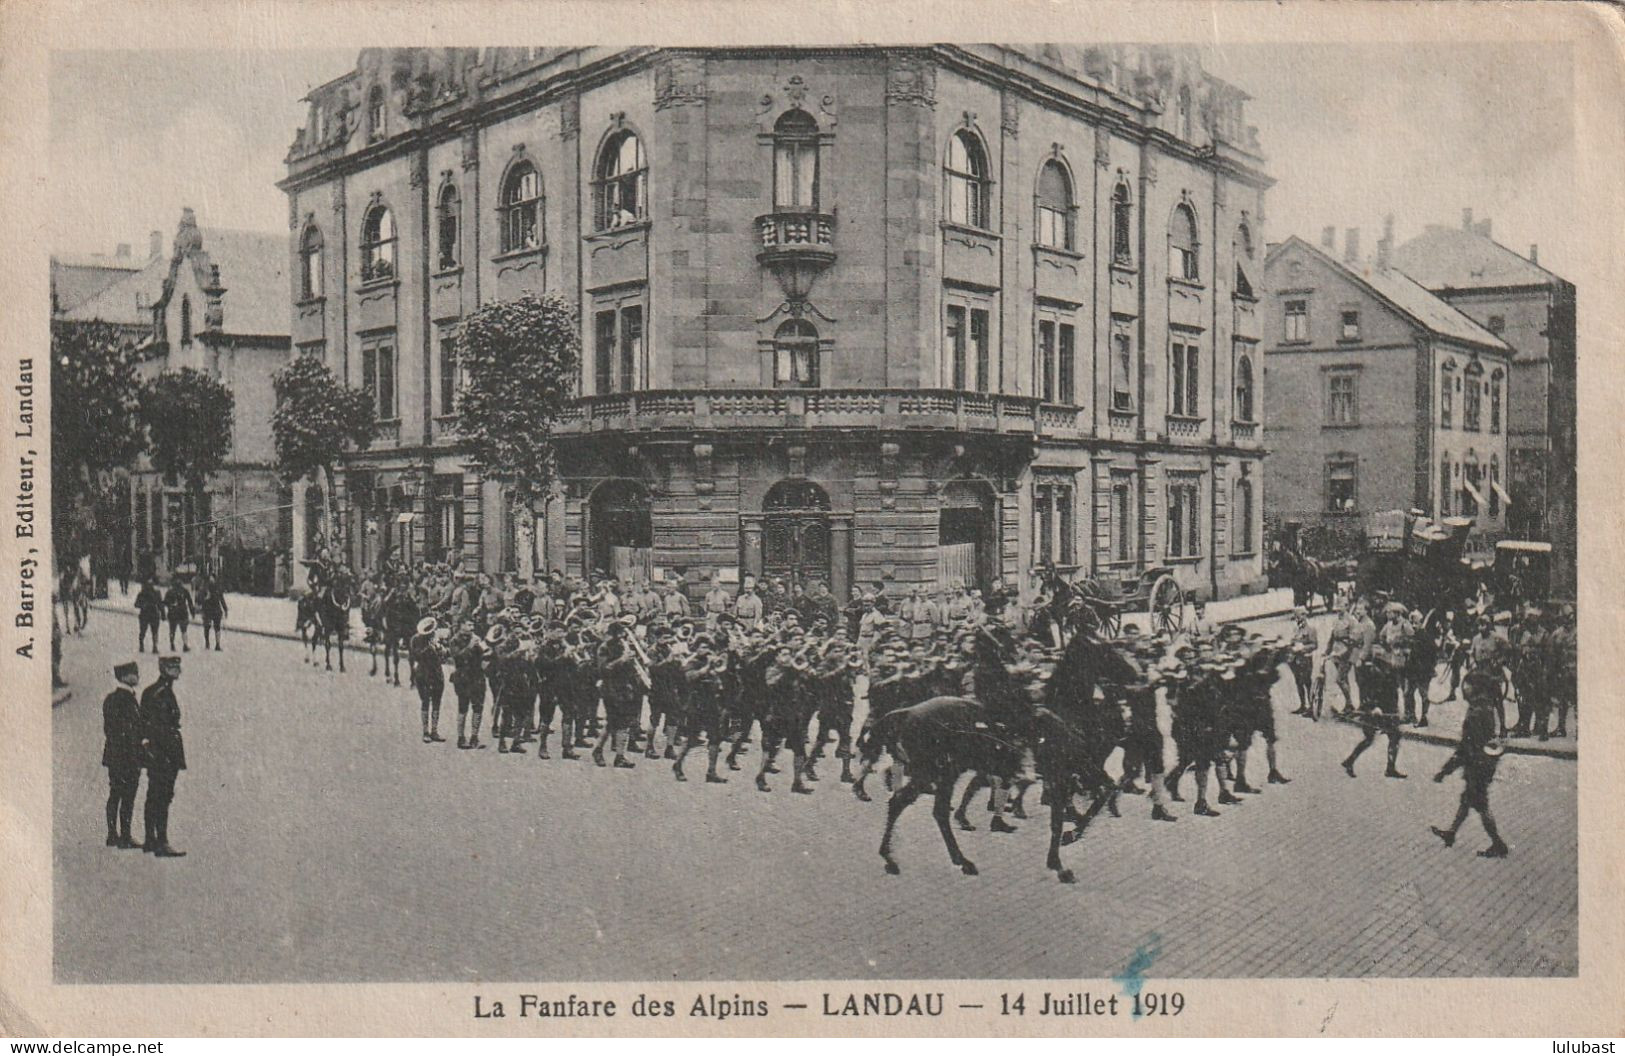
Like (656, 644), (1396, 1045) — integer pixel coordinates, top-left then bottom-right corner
(757, 210), (835, 253)
(556, 388), (1056, 437)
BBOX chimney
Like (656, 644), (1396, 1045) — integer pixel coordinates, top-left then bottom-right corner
(1462, 207), (1473, 231)
(1474, 218), (1492, 239)
(149, 230), (163, 259)
(1321, 225), (1336, 250)
(1529, 244), (1539, 265)
(1344, 227), (1360, 265)
(116, 243), (131, 259)
(1376, 213), (1395, 269)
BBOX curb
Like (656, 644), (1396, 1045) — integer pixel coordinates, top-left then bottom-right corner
(89, 601), (320, 648)
(1325, 710), (1577, 761)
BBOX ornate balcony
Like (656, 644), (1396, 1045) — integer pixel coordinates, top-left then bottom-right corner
(555, 388), (1056, 439)
(756, 210), (836, 300)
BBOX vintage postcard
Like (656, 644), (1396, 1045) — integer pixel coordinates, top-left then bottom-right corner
(1, 0), (1621, 1039)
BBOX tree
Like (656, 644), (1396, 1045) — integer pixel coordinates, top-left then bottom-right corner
(50, 319), (146, 565)
(455, 294), (581, 513)
(271, 354), (376, 556)
(140, 367), (235, 569)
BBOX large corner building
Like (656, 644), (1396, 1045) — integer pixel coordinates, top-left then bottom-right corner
(280, 46), (1272, 604)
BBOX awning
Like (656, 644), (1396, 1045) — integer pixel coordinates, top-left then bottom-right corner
(1491, 479), (1513, 506)
(1463, 481), (1487, 507)
(396, 512), (416, 524)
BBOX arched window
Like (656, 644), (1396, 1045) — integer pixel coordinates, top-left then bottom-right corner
(367, 85), (386, 141)
(1464, 360), (1484, 431)
(1111, 181), (1133, 264)
(1234, 221), (1255, 298)
(1489, 453), (1502, 517)
(944, 130), (990, 229)
(1169, 202), (1199, 281)
(179, 294), (192, 344)
(773, 110), (820, 210)
(436, 183), (461, 269)
(1440, 360), (1455, 428)
(1235, 352), (1255, 422)
(1490, 368), (1503, 433)
(299, 224), (324, 300)
(773, 319), (819, 389)
(1233, 475), (1254, 554)
(1035, 159), (1073, 250)
(595, 130), (646, 231)
(499, 160), (541, 253)
(360, 203), (396, 283)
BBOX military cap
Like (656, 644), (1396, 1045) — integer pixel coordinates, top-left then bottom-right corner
(113, 661), (139, 680)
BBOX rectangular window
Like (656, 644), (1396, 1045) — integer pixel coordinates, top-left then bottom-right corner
(375, 341), (396, 419)
(1463, 371), (1482, 431)
(1112, 331), (1134, 411)
(1327, 371), (1357, 425)
(945, 305), (966, 391)
(970, 309), (990, 393)
(1166, 478), (1201, 558)
(1035, 484), (1054, 566)
(1057, 483), (1075, 565)
(1439, 458), (1452, 517)
(1112, 476), (1134, 563)
(1170, 340), (1199, 416)
(595, 310), (616, 395)
(1284, 299), (1308, 342)
(1340, 309), (1360, 341)
(439, 333), (458, 416)
(1490, 374), (1502, 433)
(1038, 320), (1056, 403)
(619, 305), (643, 393)
(1057, 324), (1075, 406)
(1233, 476), (1255, 555)
(1440, 368), (1454, 428)
(1327, 458), (1357, 514)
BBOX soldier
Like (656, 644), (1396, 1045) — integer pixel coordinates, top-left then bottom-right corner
(134, 576), (164, 653)
(139, 655), (187, 857)
(1341, 644), (1406, 779)
(1287, 607), (1319, 716)
(703, 574), (733, 628)
(196, 574), (229, 651)
(1163, 647), (1232, 817)
(1378, 605), (1417, 722)
(757, 643), (815, 794)
(674, 636), (730, 783)
(734, 578), (764, 629)
(1316, 602), (1361, 718)
(1510, 609), (1548, 739)
(450, 621), (490, 749)
(1547, 607), (1576, 738)
(1431, 667), (1510, 858)
(593, 622), (643, 768)
(1229, 637), (1292, 792)
(163, 575), (195, 653)
(102, 661), (144, 849)
(494, 631), (536, 754)
(409, 616), (447, 744)
(1468, 614), (1512, 735)
(644, 630), (686, 760)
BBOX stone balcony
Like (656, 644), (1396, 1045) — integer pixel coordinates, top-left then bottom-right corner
(555, 388), (1076, 439)
(756, 210), (836, 300)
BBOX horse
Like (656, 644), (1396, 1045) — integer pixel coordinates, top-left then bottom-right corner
(380, 587), (420, 687)
(856, 627), (1138, 883)
(1270, 545), (1340, 613)
(315, 577), (354, 672)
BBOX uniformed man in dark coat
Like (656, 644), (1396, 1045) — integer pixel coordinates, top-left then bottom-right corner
(134, 577), (164, 653)
(139, 656), (187, 857)
(1431, 667), (1510, 857)
(593, 623), (643, 768)
(1341, 645), (1406, 779)
(197, 574), (229, 651)
(102, 661), (144, 848)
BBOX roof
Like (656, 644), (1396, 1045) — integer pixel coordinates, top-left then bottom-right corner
(1390, 225), (1565, 292)
(1268, 236), (1512, 353)
(50, 255), (147, 315)
(59, 222), (288, 338)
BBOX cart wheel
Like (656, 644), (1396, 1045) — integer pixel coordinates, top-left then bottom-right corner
(1103, 609), (1123, 637)
(1150, 575), (1185, 635)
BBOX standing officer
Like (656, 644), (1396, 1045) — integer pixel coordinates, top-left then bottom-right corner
(704, 574), (733, 628)
(134, 576), (164, 653)
(139, 655), (187, 857)
(102, 661), (144, 849)
(734, 578), (764, 629)
(163, 575), (195, 653)
(1431, 667), (1510, 858)
(410, 616), (447, 744)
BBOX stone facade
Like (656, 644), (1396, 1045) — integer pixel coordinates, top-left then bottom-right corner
(281, 46), (1271, 604)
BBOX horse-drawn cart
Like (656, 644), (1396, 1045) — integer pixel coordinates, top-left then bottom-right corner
(1355, 509), (1478, 614)
(1069, 566), (1187, 637)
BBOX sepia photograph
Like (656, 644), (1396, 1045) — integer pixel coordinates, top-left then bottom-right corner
(4, 0), (1622, 1040)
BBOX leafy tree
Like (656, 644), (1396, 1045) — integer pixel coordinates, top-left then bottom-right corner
(454, 294), (581, 511)
(139, 367), (235, 567)
(271, 354), (376, 551)
(50, 319), (146, 564)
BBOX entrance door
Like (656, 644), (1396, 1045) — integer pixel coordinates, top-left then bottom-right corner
(762, 480), (831, 591)
(589, 479), (653, 584)
(938, 479), (996, 593)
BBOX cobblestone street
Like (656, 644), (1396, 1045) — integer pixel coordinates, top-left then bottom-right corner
(54, 608), (1577, 983)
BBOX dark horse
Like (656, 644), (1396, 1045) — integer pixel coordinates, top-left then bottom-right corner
(297, 577), (354, 672)
(1269, 544), (1341, 613)
(380, 585), (420, 687)
(856, 630), (1139, 883)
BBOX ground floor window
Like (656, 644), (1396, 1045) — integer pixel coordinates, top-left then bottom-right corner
(1033, 479), (1076, 566)
(1111, 473), (1136, 564)
(1233, 472), (1255, 554)
(1166, 475), (1201, 559)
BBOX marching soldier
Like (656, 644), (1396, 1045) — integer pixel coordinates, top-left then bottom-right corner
(1287, 608), (1318, 716)
(494, 631), (536, 754)
(1316, 602), (1361, 718)
(450, 621), (489, 749)
(1341, 643), (1405, 779)
(134, 576), (164, 653)
(196, 574), (229, 651)
(593, 621), (643, 768)
(139, 655), (187, 857)
(409, 616), (447, 744)
(163, 575), (195, 653)
(102, 661), (144, 849)
(1510, 609), (1548, 739)
(674, 635), (732, 784)
(1431, 667), (1510, 858)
